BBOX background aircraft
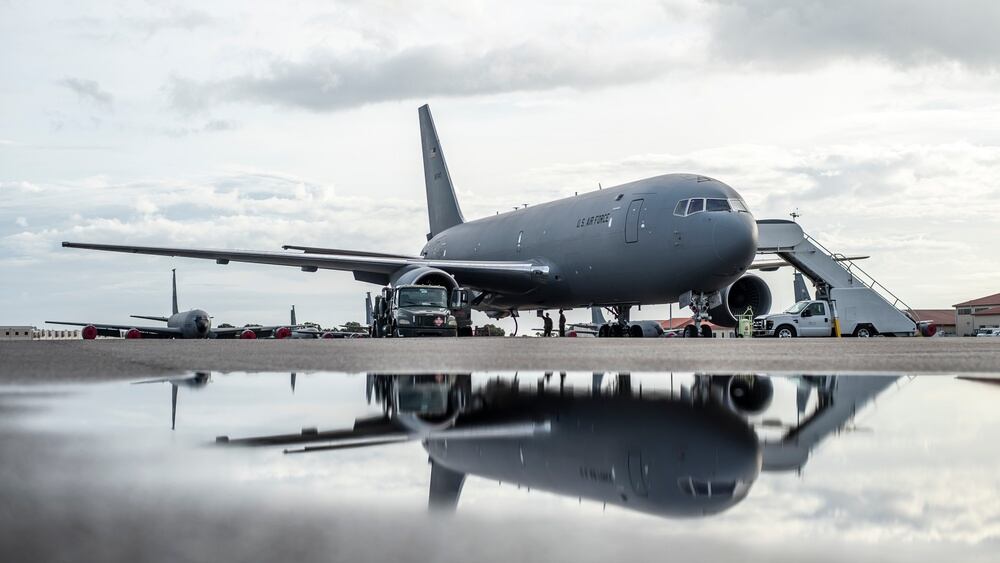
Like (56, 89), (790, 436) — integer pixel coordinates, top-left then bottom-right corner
(47, 270), (296, 339)
(63, 105), (767, 336)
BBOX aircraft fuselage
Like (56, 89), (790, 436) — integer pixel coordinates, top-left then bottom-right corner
(421, 174), (757, 310)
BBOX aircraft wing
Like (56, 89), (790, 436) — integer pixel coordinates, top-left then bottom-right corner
(63, 242), (545, 290)
(46, 320), (182, 338)
(749, 255), (869, 272)
(217, 418), (550, 454)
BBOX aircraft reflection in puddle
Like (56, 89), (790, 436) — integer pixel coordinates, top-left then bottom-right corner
(215, 373), (900, 519)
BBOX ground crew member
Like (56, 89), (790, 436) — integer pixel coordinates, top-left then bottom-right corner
(558, 310), (566, 337)
(543, 313), (553, 337)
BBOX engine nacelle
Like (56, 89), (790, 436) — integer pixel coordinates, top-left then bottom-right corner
(321, 331), (337, 339)
(240, 329), (257, 339)
(709, 275), (772, 327)
(917, 321), (937, 337)
(82, 325), (98, 340)
(390, 266), (459, 290)
(273, 326), (292, 339)
(712, 375), (774, 416)
(125, 328), (143, 339)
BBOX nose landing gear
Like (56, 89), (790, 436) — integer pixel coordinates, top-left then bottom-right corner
(680, 290), (721, 338)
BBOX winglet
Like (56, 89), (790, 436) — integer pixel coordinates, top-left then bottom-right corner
(171, 269), (179, 315)
(419, 104), (465, 238)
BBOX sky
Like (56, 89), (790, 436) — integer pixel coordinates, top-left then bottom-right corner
(2, 0), (999, 330)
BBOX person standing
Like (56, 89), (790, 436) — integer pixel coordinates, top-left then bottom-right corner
(558, 310), (566, 337)
(543, 313), (553, 337)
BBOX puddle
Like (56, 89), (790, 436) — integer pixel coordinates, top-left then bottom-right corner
(1, 372), (998, 562)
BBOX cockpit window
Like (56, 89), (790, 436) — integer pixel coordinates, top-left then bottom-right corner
(678, 477), (739, 498)
(686, 198), (704, 215)
(673, 200), (688, 216)
(706, 198), (731, 212)
(729, 199), (749, 213)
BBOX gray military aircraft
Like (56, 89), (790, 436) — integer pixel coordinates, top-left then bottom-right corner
(216, 373), (898, 519)
(47, 269), (294, 339)
(63, 105), (769, 336)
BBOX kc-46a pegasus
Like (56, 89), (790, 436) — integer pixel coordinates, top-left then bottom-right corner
(63, 105), (775, 335)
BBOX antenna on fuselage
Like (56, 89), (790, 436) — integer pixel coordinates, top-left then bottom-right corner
(790, 208), (802, 222)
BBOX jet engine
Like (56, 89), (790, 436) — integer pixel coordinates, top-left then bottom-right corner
(709, 375), (774, 416)
(391, 266), (459, 290)
(273, 326), (292, 339)
(82, 325), (98, 340)
(239, 329), (257, 339)
(125, 328), (143, 339)
(708, 275), (772, 327)
(321, 331), (337, 339)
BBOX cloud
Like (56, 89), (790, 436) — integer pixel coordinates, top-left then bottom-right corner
(704, 0), (1000, 69)
(58, 77), (114, 108)
(131, 9), (216, 36)
(166, 42), (673, 113)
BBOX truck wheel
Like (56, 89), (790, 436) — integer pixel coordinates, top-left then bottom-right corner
(854, 325), (875, 338)
(775, 325), (796, 338)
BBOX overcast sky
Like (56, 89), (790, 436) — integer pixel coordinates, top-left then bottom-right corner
(2, 1), (999, 329)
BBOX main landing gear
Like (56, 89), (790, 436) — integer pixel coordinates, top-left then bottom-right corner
(597, 305), (632, 338)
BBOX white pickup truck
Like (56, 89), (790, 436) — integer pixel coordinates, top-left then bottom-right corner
(753, 287), (916, 338)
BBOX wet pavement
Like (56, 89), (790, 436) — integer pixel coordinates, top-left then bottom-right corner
(2, 338), (1000, 381)
(1, 371), (998, 562)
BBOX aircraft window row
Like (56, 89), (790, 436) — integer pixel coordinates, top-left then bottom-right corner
(677, 477), (738, 498)
(674, 198), (749, 216)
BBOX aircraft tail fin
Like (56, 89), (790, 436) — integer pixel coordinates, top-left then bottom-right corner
(591, 307), (607, 325)
(171, 269), (179, 315)
(419, 104), (464, 239)
(793, 271), (812, 302)
(291, 305), (297, 326)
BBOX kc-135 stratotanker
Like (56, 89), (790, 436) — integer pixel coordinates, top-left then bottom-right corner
(63, 105), (776, 334)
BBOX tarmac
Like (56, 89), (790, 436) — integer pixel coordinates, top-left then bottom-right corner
(2, 338), (999, 382)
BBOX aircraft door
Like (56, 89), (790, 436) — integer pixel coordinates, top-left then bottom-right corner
(625, 199), (644, 243)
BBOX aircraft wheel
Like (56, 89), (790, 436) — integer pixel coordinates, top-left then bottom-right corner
(700, 324), (713, 338)
(612, 324), (625, 337)
(775, 325), (796, 338)
(683, 325), (699, 338)
(853, 325), (876, 338)
(598, 325), (610, 338)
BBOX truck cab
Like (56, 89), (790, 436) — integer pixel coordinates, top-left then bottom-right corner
(753, 300), (834, 338)
(372, 285), (467, 337)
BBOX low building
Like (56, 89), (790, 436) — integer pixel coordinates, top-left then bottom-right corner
(659, 319), (734, 338)
(911, 309), (957, 336)
(972, 307), (1000, 334)
(1, 326), (34, 340)
(954, 292), (1000, 336)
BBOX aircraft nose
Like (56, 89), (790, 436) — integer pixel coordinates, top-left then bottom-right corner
(712, 212), (757, 277)
(196, 317), (210, 333)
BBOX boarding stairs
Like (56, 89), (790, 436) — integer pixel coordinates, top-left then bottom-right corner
(755, 219), (918, 327)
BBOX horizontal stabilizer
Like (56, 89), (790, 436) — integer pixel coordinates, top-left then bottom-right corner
(282, 245), (417, 259)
